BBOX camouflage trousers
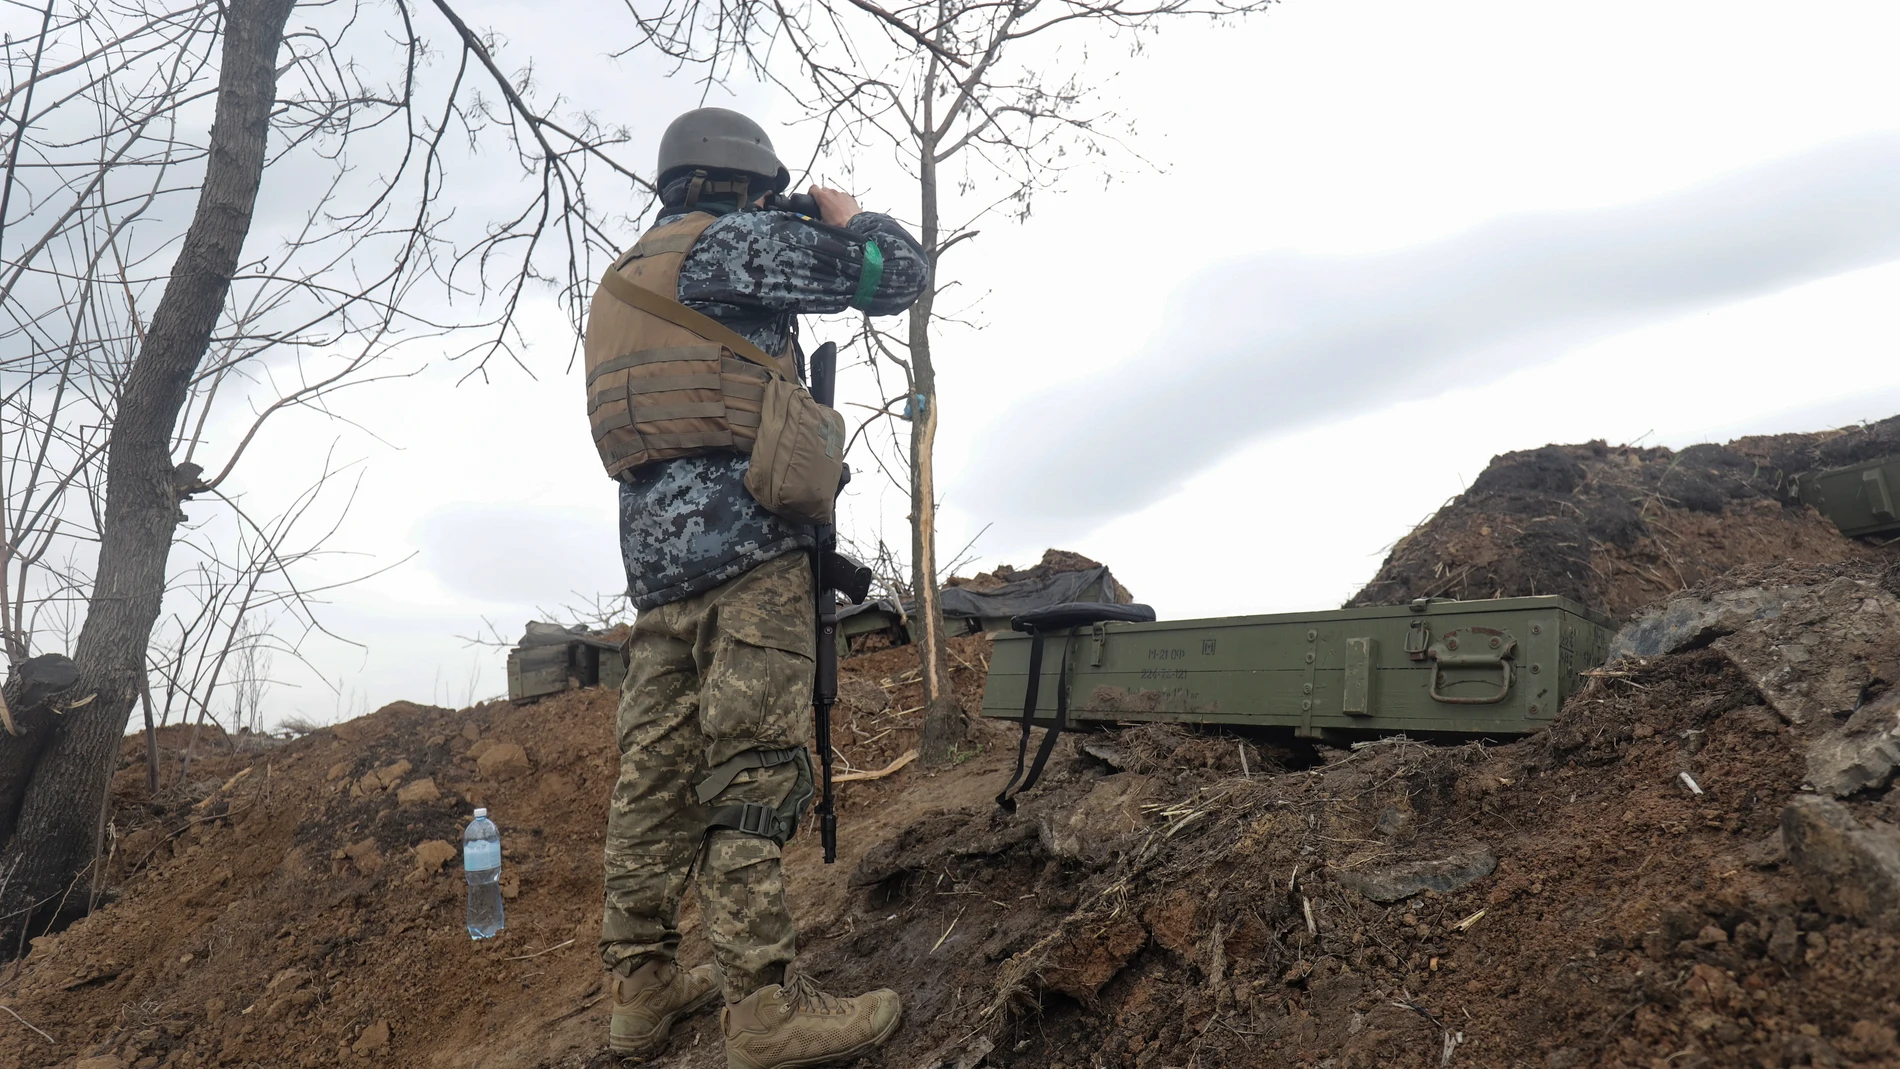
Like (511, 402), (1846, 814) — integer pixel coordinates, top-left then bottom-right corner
(602, 550), (814, 1002)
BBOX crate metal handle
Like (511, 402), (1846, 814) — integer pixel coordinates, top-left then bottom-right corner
(1427, 628), (1517, 705)
(1428, 657), (1514, 704)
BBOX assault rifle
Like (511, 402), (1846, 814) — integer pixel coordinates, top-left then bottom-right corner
(807, 341), (872, 864)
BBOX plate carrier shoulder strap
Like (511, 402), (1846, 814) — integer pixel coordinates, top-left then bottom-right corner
(583, 212), (798, 481)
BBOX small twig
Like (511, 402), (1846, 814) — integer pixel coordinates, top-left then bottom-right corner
(505, 938), (575, 961)
(835, 750), (917, 784)
(1, 1004), (53, 1044)
(548, 993), (605, 1024)
(930, 908), (964, 953)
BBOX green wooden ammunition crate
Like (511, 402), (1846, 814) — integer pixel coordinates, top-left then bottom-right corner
(1794, 455), (1900, 538)
(507, 644), (576, 703)
(506, 640), (629, 703)
(596, 645), (628, 692)
(980, 596), (1615, 738)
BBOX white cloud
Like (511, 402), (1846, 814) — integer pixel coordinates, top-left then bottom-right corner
(957, 132), (1900, 536)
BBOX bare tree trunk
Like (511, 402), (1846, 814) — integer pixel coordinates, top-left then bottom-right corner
(0, 0), (296, 940)
(912, 120), (966, 766)
(139, 678), (159, 795)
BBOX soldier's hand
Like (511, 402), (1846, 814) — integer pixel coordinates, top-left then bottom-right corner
(809, 186), (862, 228)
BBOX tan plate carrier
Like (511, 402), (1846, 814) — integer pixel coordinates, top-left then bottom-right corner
(584, 212), (796, 481)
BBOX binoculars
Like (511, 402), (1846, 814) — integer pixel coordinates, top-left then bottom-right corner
(762, 191), (821, 217)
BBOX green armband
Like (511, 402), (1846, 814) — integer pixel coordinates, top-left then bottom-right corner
(850, 241), (884, 311)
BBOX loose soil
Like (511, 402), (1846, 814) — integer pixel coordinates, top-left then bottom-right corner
(6, 425), (1900, 1069)
(1347, 425), (1900, 620)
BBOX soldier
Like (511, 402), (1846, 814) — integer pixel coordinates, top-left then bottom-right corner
(585, 107), (929, 1067)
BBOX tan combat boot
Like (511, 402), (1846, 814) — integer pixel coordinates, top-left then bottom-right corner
(722, 974), (902, 1069)
(609, 958), (719, 1057)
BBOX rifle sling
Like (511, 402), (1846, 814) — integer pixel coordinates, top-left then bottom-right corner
(996, 625), (1075, 812)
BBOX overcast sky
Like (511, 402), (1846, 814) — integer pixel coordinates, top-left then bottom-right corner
(225, 0), (1900, 722)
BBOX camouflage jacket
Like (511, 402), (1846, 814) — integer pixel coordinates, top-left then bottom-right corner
(618, 203), (928, 610)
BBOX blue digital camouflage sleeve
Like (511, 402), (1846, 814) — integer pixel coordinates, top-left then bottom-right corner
(676, 208), (931, 353)
(617, 206), (928, 611)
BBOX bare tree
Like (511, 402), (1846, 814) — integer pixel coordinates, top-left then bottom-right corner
(624, 0), (1273, 763)
(0, 0), (658, 943)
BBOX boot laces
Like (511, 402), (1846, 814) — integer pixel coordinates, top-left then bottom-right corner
(782, 973), (846, 1015)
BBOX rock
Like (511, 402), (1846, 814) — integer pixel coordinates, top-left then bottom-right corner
(467, 738), (496, 761)
(1611, 585), (1810, 661)
(414, 840), (457, 876)
(1780, 794), (1900, 928)
(351, 1019), (390, 1055)
(325, 762), (351, 782)
(1767, 916), (1801, 964)
(1742, 829), (1786, 868)
(476, 742), (530, 780)
(1684, 962), (1744, 1009)
(500, 873), (521, 900)
(264, 988), (318, 1021)
(72, 1058), (125, 1069)
(1337, 844), (1498, 903)
(1037, 773), (1155, 861)
(350, 759), (415, 798)
(461, 721), (482, 742)
(336, 838), (384, 875)
(396, 777), (440, 805)
(1375, 806), (1416, 841)
(1806, 690), (1900, 797)
(1612, 577), (1900, 726)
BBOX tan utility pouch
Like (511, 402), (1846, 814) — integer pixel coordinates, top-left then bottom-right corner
(744, 374), (847, 526)
(593, 265), (845, 526)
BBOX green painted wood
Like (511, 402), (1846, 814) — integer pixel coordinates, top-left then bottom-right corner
(507, 645), (574, 702)
(979, 596), (1615, 737)
(1796, 455), (1900, 538)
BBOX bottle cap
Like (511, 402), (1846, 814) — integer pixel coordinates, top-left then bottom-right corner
(473, 807), (488, 818)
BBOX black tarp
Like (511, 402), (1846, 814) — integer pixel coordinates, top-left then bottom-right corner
(936, 565), (1121, 624)
(834, 565), (1126, 643)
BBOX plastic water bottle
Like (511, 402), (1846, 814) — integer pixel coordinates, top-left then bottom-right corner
(463, 808), (505, 939)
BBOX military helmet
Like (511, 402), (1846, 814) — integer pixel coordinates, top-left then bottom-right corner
(657, 108), (790, 195)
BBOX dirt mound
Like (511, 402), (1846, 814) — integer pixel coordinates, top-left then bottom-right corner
(10, 563), (1900, 1069)
(1730, 414), (1900, 476)
(1348, 431), (1896, 620)
(0, 639), (995, 1069)
(834, 560), (1900, 1069)
(946, 549), (1135, 602)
